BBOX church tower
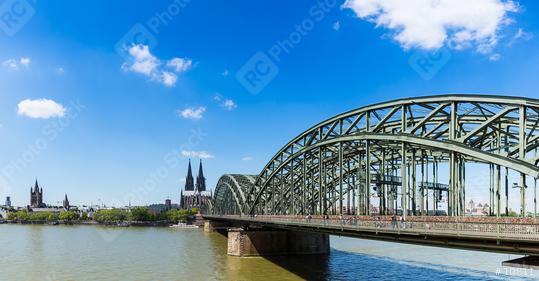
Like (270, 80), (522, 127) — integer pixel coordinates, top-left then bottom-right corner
(196, 160), (206, 192)
(185, 159), (195, 191)
(30, 179), (44, 208)
(63, 194), (70, 209)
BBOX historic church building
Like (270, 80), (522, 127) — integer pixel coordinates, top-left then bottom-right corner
(30, 180), (46, 208)
(180, 159), (211, 211)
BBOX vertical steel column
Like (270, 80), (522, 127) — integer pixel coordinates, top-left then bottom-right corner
(489, 163), (494, 216)
(346, 160), (351, 215)
(280, 168), (285, 215)
(535, 146), (538, 218)
(505, 167), (509, 216)
(519, 105), (527, 216)
(434, 157), (438, 215)
(449, 102), (457, 216)
(401, 105), (408, 218)
(505, 126), (510, 217)
(303, 153), (307, 215)
(365, 112), (371, 216)
(357, 152), (363, 215)
(291, 160), (295, 215)
(420, 150), (425, 216)
(426, 155), (429, 216)
(381, 148), (386, 215)
(319, 147), (323, 215)
(411, 149), (417, 216)
(463, 161), (466, 215)
(496, 164), (501, 216)
(339, 141), (344, 215)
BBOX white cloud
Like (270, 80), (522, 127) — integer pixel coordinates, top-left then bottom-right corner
(181, 150), (214, 159)
(19, 57), (31, 66)
(213, 94), (237, 111)
(2, 57), (31, 70)
(2, 59), (18, 70)
(507, 27), (533, 46)
(343, 0), (518, 53)
(241, 156), (253, 161)
(179, 106), (206, 120)
(333, 21), (341, 31)
(161, 71), (177, 87)
(489, 53), (501, 61)
(122, 44), (192, 87)
(17, 99), (66, 119)
(166, 57), (192, 73)
(223, 99), (237, 110)
(124, 44), (159, 75)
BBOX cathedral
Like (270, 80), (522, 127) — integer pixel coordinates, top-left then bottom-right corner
(180, 159), (211, 211)
(30, 180), (46, 208)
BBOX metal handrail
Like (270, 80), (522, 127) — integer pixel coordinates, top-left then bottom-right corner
(208, 215), (539, 241)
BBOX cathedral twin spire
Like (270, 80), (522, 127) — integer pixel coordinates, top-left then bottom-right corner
(184, 159), (206, 192)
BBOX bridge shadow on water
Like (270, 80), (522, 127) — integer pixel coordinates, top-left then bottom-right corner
(207, 231), (535, 280)
(268, 248), (539, 280)
(242, 248), (535, 281)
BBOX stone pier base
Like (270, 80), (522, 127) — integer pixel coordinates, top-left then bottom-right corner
(204, 221), (231, 232)
(227, 228), (329, 257)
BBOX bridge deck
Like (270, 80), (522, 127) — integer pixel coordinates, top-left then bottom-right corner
(204, 215), (539, 255)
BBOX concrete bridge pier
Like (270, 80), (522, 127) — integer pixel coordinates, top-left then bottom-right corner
(204, 220), (231, 232)
(226, 228), (329, 257)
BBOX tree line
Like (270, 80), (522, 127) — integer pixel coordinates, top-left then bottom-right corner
(5, 207), (198, 223)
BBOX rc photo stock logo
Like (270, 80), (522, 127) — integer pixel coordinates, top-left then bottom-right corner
(236, 51), (280, 95)
(0, 0), (35, 37)
(408, 47), (452, 81)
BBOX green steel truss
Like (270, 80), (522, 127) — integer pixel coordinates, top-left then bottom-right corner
(210, 95), (539, 217)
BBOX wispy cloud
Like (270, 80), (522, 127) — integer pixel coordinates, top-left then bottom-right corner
(181, 150), (214, 159)
(333, 21), (340, 31)
(343, 0), (518, 54)
(222, 69), (229, 77)
(179, 106), (206, 120)
(121, 44), (192, 87)
(17, 99), (66, 119)
(19, 57), (31, 67)
(2, 59), (18, 70)
(489, 53), (501, 61)
(166, 57), (192, 72)
(507, 28), (533, 46)
(2, 57), (31, 70)
(241, 156), (253, 161)
(213, 94), (237, 111)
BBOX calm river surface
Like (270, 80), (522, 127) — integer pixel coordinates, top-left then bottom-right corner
(0, 224), (538, 280)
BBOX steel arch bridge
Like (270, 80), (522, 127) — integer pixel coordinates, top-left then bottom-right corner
(210, 95), (539, 218)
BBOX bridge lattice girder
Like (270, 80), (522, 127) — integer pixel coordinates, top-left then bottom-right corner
(211, 95), (539, 217)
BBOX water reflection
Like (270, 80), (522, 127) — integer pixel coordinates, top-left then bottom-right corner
(0, 225), (537, 281)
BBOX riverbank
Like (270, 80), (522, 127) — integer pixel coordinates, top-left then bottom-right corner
(1, 220), (199, 227)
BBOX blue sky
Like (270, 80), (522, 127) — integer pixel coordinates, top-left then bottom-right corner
(0, 0), (538, 207)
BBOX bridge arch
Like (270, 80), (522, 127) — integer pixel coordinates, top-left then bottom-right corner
(211, 174), (257, 215)
(211, 95), (539, 217)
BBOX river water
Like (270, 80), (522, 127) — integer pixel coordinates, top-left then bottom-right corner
(0, 224), (537, 280)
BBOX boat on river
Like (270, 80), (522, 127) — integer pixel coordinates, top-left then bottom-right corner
(169, 222), (198, 229)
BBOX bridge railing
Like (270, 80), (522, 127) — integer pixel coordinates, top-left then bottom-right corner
(210, 215), (539, 241)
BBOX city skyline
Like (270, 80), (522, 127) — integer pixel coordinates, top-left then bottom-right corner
(1, 1), (538, 208)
